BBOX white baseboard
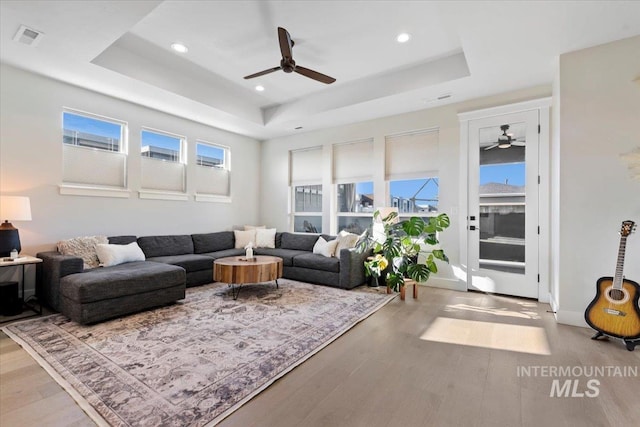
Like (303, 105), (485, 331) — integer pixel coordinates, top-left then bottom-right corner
(554, 308), (589, 328)
(422, 277), (467, 292)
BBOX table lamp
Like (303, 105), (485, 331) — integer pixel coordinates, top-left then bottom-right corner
(0, 196), (32, 257)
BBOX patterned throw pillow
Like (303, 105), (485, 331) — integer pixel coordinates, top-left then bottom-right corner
(57, 235), (108, 269)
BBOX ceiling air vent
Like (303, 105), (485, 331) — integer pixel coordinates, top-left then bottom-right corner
(437, 93), (452, 101)
(13, 25), (44, 47)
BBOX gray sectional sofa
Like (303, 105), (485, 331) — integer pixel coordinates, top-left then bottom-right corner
(37, 231), (370, 324)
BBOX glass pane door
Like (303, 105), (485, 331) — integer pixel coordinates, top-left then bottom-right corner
(467, 110), (539, 298)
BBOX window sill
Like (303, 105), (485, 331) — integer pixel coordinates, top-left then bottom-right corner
(195, 193), (231, 203)
(139, 190), (188, 201)
(59, 184), (131, 198)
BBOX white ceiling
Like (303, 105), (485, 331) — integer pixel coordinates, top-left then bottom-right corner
(1, 1), (639, 140)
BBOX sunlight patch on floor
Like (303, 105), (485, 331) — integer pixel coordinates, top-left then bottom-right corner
(420, 317), (551, 355)
(443, 303), (541, 320)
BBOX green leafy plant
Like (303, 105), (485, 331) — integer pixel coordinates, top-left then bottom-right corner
(356, 210), (450, 291)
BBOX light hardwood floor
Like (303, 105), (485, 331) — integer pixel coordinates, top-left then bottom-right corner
(1, 287), (639, 427)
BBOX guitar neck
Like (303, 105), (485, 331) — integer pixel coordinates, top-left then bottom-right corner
(613, 235), (627, 289)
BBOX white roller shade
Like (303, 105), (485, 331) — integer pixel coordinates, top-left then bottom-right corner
(333, 139), (373, 183)
(141, 157), (185, 192)
(290, 146), (322, 185)
(63, 145), (126, 187)
(385, 129), (439, 180)
(195, 166), (230, 196)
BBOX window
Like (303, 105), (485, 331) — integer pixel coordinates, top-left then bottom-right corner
(389, 177), (439, 216)
(336, 181), (373, 234)
(333, 139), (374, 235)
(290, 147), (323, 233)
(61, 109), (128, 191)
(195, 141), (230, 200)
(292, 185), (323, 233)
(140, 128), (186, 195)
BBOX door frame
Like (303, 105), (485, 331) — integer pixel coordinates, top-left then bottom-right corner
(458, 98), (551, 303)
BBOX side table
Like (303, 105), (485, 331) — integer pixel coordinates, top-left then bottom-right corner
(0, 255), (43, 321)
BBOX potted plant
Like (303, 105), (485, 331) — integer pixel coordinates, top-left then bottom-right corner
(364, 253), (389, 288)
(357, 209), (450, 292)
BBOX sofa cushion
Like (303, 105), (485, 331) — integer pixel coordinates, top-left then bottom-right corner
(292, 253), (341, 273)
(280, 233), (319, 251)
(254, 248), (307, 266)
(192, 231), (234, 253)
(202, 248), (245, 259)
(138, 235), (194, 258)
(60, 261), (185, 304)
(146, 254), (213, 272)
(108, 235), (137, 245)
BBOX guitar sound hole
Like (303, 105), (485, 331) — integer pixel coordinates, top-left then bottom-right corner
(608, 289), (625, 301)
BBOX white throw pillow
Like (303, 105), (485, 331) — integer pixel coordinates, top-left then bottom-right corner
(256, 228), (277, 248)
(57, 235), (108, 269)
(335, 230), (359, 255)
(244, 225), (266, 230)
(96, 242), (146, 267)
(313, 236), (339, 258)
(234, 229), (256, 248)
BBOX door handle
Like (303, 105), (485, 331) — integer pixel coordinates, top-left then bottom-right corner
(469, 225), (479, 231)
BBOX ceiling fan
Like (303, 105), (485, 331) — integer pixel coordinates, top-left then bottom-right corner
(484, 124), (526, 150)
(243, 27), (336, 84)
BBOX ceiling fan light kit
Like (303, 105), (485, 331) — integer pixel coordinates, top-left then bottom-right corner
(484, 124), (526, 151)
(244, 27), (336, 84)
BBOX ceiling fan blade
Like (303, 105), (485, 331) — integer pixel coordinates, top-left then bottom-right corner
(278, 27), (293, 60)
(484, 143), (499, 151)
(511, 141), (526, 146)
(294, 66), (336, 84)
(244, 66), (281, 80)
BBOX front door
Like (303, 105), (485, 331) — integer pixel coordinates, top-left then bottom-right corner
(467, 110), (539, 298)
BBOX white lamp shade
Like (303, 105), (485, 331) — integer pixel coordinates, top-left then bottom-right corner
(0, 196), (32, 221)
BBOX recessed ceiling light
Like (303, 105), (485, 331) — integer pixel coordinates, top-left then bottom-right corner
(396, 33), (411, 43)
(171, 42), (188, 53)
(255, 85), (265, 92)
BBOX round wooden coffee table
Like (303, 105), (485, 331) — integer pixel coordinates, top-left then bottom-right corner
(213, 255), (283, 299)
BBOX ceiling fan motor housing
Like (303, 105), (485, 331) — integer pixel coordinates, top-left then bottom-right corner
(281, 58), (296, 73)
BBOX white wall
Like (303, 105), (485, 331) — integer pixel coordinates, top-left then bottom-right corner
(552, 35), (640, 326)
(259, 85), (551, 290)
(0, 64), (261, 292)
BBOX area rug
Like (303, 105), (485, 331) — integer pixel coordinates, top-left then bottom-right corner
(2, 280), (394, 426)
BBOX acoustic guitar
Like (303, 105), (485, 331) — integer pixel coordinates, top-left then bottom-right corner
(585, 220), (640, 351)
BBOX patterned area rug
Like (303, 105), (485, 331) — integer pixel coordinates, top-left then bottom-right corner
(3, 280), (394, 426)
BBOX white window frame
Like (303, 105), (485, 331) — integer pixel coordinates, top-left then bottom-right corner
(59, 108), (130, 198)
(194, 140), (232, 203)
(139, 127), (187, 200)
